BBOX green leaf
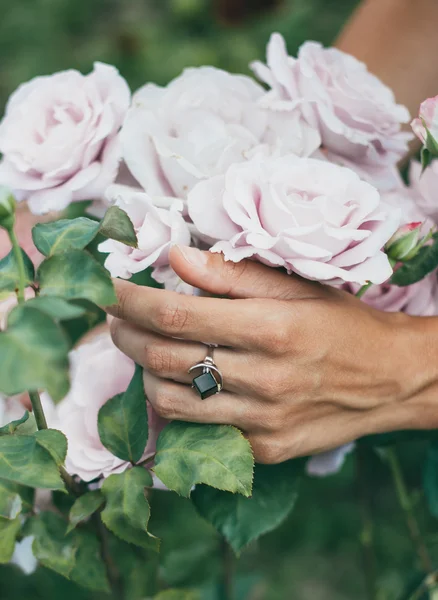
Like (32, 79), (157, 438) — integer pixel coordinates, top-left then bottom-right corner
(38, 250), (117, 306)
(391, 233), (438, 286)
(25, 296), (86, 320)
(67, 490), (105, 534)
(0, 431), (66, 490)
(0, 479), (34, 518)
(32, 217), (99, 257)
(101, 467), (159, 551)
(98, 364), (148, 463)
(34, 429), (67, 467)
(61, 200), (93, 220)
(70, 528), (110, 593)
(0, 410), (30, 435)
(421, 147), (433, 173)
(424, 442), (438, 518)
(30, 511), (110, 592)
(30, 511), (76, 578)
(0, 304), (70, 401)
(153, 422), (254, 498)
(0, 484), (22, 519)
(99, 205), (138, 248)
(154, 591), (200, 600)
(0, 516), (21, 563)
(192, 460), (303, 554)
(32, 206), (137, 257)
(0, 247), (35, 293)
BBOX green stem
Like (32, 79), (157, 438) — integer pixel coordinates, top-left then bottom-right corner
(386, 447), (433, 573)
(94, 513), (124, 600)
(356, 447), (377, 600)
(8, 227), (26, 303)
(356, 282), (372, 299)
(28, 390), (48, 430)
(218, 538), (234, 600)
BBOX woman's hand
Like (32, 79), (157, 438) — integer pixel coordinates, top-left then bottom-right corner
(106, 246), (438, 463)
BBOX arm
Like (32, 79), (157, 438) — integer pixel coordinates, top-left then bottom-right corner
(336, 0), (438, 118)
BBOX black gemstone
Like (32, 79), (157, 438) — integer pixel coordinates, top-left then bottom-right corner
(193, 371), (219, 399)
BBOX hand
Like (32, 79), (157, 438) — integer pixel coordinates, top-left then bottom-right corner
(107, 246), (438, 463)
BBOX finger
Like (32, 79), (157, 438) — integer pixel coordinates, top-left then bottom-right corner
(169, 245), (321, 300)
(107, 278), (283, 349)
(110, 319), (258, 394)
(143, 370), (256, 428)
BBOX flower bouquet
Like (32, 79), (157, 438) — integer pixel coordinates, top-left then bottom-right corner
(1, 32), (438, 598)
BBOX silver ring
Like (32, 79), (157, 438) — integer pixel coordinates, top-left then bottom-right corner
(188, 346), (223, 399)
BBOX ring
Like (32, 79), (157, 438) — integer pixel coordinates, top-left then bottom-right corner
(188, 346), (223, 399)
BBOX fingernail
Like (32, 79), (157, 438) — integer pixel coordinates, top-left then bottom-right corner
(175, 245), (208, 268)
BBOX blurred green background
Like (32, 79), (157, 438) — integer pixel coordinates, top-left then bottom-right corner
(4, 1), (437, 599)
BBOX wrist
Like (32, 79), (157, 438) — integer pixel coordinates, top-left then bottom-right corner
(393, 312), (438, 429)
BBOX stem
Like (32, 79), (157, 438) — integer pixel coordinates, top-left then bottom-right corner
(386, 447), (433, 573)
(217, 538), (234, 600)
(8, 227), (26, 304)
(356, 447), (377, 600)
(28, 390), (48, 430)
(356, 282), (372, 299)
(94, 513), (124, 600)
(136, 452), (156, 467)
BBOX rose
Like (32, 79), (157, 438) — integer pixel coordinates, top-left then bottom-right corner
(188, 154), (400, 284)
(0, 63), (130, 215)
(306, 443), (355, 477)
(50, 332), (166, 481)
(120, 66), (320, 199)
(99, 185), (192, 292)
(411, 95), (438, 151)
(410, 160), (438, 224)
(251, 34), (412, 190)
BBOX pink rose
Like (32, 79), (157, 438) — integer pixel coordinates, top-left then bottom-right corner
(99, 184), (191, 282)
(120, 66), (319, 199)
(409, 160), (438, 224)
(188, 155), (400, 284)
(0, 63), (130, 215)
(306, 443), (354, 477)
(251, 34), (412, 190)
(411, 96), (438, 146)
(51, 333), (166, 481)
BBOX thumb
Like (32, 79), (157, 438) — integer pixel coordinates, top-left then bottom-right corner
(169, 245), (320, 300)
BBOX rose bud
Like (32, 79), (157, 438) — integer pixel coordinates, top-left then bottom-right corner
(0, 186), (16, 231)
(411, 96), (438, 155)
(385, 222), (424, 261)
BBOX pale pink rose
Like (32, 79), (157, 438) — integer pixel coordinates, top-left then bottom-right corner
(50, 333), (166, 481)
(411, 96), (438, 145)
(120, 66), (320, 199)
(0, 63), (130, 215)
(306, 443), (354, 477)
(409, 160), (438, 224)
(188, 155), (400, 285)
(251, 34), (412, 190)
(99, 184), (191, 281)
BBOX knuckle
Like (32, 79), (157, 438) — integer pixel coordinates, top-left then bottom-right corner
(250, 436), (285, 464)
(221, 258), (248, 286)
(261, 408), (287, 433)
(155, 302), (191, 334)
(253, 366), (289, 399)
(154, 388), (178, 419)
(143, 345), (173, 375)
(109, 318), (121, 347)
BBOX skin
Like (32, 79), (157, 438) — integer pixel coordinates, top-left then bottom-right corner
(107, 245), (438, 464)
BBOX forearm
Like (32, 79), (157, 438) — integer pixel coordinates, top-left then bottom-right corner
(336, 0), (438, 118)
